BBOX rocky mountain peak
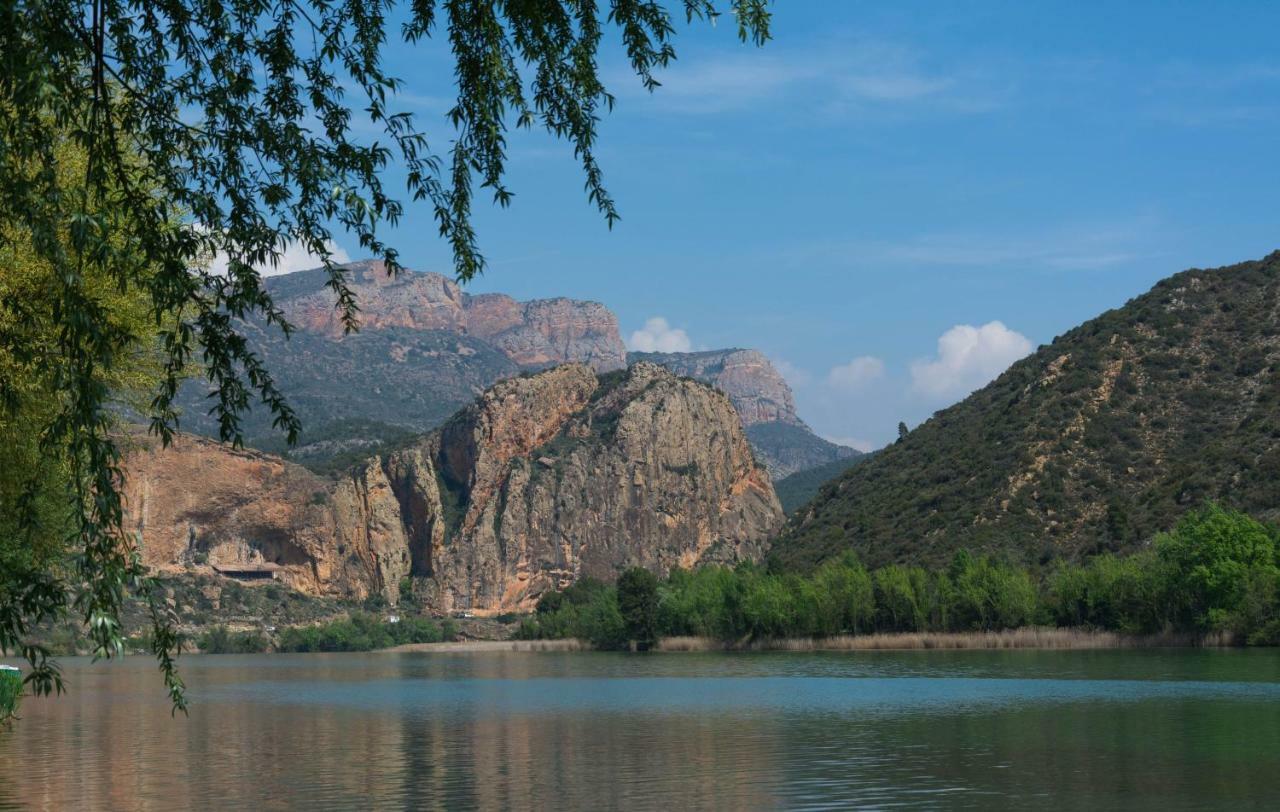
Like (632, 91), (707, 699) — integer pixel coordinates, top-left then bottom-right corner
(131, 362), (783, 612)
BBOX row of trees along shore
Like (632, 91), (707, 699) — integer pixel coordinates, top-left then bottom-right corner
(517, 504), (1280, 650)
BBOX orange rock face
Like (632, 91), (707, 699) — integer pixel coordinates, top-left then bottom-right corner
(127, 364), (783, 612)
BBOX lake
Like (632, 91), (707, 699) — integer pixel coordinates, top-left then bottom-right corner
(2, 648), (1279, 810)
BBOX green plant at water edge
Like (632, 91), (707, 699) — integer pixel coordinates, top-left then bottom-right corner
(617, 568), (660, 650)
(197, 627), (270, 655)
(0, 670), (20, 723)
(275, 614), (453, 653)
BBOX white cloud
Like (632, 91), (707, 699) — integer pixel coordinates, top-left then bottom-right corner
(910, 321), (1032, 399)
(628, 317), (693, 353)
(618, 39), (1000, 118)
(208, 239), (351, 278)
(825, 356), (885, 391)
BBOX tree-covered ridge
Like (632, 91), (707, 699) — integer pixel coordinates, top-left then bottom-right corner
(773, 251), (1280, 572)
(773, 454), (870, 514)
(520, 506), (1280, 648)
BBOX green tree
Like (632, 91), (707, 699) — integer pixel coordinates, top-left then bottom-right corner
(0, 1), (770, 706)
(811, 552), (875, 635)
(873, 566), (924, 632)
(1156, 504), (1280, 630)
(617, 567), (660, 650)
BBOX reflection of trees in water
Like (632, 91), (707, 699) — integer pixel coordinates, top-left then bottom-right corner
(0, 654), (786, 810)
(386, 654), (782, 810)
(51, 653), (1280, 809)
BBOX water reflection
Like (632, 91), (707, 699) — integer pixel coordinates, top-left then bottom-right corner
(1, 649), (1279, 810)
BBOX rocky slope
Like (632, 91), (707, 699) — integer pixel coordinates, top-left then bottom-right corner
(772, 251), (1280, 572)
(178, 262), (856, 480)
(629, 349), (859, 477)
(132, 363), (783, 612)
(628, 349), (801, 425)
(273, 259), (628, 371)
(174, 260), (626, 462)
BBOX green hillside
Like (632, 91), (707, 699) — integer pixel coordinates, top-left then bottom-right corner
(175, 323), (518, 467)
(773, 454), (871, 514)
(771, 251), (1280, 572)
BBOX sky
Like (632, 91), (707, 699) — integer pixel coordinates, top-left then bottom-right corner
(267, 1), (1280, 451)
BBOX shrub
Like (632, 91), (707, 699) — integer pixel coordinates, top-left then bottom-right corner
(198, 626), (270, 654)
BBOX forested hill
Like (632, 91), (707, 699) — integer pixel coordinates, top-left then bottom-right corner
(771, 251), (1280, 572)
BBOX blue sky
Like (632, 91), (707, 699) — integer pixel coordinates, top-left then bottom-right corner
(280, 1), (1280, 450)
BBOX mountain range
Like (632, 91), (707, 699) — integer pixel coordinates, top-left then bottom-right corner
(176, 260), (855, 478)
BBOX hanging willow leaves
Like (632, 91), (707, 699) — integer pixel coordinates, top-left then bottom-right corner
(0, 1), (771, 707)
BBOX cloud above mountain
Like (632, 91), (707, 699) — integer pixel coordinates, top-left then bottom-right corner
(825, 356), (886, 391)
(910, 321), (1032, 399)
(208, 239), (351, 277)
(628, 317), (693, 353)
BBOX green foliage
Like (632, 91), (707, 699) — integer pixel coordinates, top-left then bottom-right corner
(526, 505), (1280, 648)
(515, 580), (628, 650)
(0, 668), (20, 724)
(197, 627), (269, 655)
(1155, 504), (1280, 630)
(1048, 505), (1280, 638)
(617, 568), (660, 649)
(946, 551), (1039, 631)
(276, 613), (453, 653)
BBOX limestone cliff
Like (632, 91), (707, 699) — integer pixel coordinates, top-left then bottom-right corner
(272, 259), (627, 371)
(628, 348), (800, 426)
(628, 348), (860, 478)
(131, 363), (783, 612)
(173, 260), (628, 462)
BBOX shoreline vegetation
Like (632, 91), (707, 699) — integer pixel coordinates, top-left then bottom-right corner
(28, 503), (1276, 659)
(653, 628), (1237, 652)
(515, 505), (1280, 652)
(385, 628), (1234, 655)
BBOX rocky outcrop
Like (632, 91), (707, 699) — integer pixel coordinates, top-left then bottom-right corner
(464, 295), (626, 371)
(131, 363), (783, 612)
(628, 349), (859, 478)
(120, 436), (357, 597)
(628, 348), (801, 426)
(273, 260), (627, 371)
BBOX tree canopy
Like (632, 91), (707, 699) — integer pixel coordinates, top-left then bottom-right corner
(0, 0), (771, 706)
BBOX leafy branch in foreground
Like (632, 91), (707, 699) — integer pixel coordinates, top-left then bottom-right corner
(0, 1), (771, 708)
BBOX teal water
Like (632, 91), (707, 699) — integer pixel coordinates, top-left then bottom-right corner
(1, 649), (1279, 810)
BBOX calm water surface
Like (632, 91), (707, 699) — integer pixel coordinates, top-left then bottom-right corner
(2, 648), (1279, 810)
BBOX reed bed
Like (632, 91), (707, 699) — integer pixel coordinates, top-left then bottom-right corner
(655, 627), (1236, 652)
(387, 638), (589, 653)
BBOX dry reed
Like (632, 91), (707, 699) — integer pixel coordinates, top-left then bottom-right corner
(655, 627), (1236, 653)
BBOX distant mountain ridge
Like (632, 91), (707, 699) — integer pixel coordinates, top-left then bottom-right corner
(772, 251), (1280, 572)
(177, 261), (858, 480)
(272, 259), (628, 370)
